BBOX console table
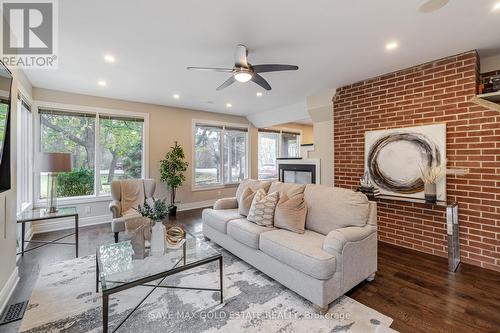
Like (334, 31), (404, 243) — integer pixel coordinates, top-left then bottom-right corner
(17, 207), (79, 257)
(372, 195), (460, 272)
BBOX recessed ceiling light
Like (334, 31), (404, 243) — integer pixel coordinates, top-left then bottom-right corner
(103, 54), (115, 63)
(226, 103), (232, 108)
(256, 92), (263, 97)
(173, 94), (180, 99)
(493, 2), (500, 11)
(418, 0), (449, 13)
(385, 41), (398, 51)
(97, 80), (107, 86)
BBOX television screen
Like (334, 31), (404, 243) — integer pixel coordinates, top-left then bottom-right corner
(0, 60), (13, 192)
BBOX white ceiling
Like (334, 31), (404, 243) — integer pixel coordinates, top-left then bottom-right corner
(25, 0), (500, 117)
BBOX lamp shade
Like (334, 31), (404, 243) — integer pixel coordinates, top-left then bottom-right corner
(39, 153), (72, 173)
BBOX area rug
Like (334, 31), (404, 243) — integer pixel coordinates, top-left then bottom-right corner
(20, 245), (397, 333)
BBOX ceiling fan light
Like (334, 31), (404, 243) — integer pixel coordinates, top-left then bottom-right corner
(234, 72), (252, 83)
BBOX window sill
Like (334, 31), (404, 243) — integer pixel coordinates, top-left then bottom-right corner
(191, 183), (239, 192)
(35, 195), (112, 208)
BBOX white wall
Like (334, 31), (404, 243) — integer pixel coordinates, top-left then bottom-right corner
(0, 67), (32, 313)
(480, 53), (500, 73)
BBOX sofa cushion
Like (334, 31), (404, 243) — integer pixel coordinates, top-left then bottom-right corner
(304, 185), (370, 235)
(236, 179), (272, 203)
(269, 181), (306, 197)
(238, 187), (256, 217)
(227, 218), (274, 249)
(247, 189), (279, 227)
(274, 193), (307, 234)
(259, 229), (336, 280)
(202, 208), (241, 234)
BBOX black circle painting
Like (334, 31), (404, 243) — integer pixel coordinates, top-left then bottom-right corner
(365, 126), (444, 195)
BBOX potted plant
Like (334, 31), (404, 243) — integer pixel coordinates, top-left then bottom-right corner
(136, 198), (169, 256)
(160, 141), (189, 216)
(419, 163), (445, 204)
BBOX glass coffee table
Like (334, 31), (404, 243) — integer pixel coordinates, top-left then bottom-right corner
(96, 232), (223, 333)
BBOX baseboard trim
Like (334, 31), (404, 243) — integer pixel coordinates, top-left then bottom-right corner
(32, 214), (111, 234)
(177, 199), (215, 212)
(0, 267), (19, 315)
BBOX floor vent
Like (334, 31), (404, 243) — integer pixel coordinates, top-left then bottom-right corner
(0, 301), (28, 326)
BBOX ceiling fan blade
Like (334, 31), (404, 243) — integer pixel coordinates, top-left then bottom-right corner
(234, 44), (249, 68)
(252, 64), (299, 73)
(216, 75), (236, 91)
(251, 73), (272, 91)
(187, 66), (233, 72)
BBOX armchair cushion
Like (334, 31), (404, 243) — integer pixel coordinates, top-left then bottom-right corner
(323, 224), (377, 255)
(213, 197), (238, 210)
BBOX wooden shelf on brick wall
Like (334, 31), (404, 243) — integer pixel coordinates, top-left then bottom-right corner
(471, 91), (500, 112)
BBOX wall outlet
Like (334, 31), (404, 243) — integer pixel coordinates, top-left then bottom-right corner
(217, 190), (222, 196)
(84, 206), (91, 215)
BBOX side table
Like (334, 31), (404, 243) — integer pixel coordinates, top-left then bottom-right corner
(16, 207), (79, 257)
(373, 195), (460, 272)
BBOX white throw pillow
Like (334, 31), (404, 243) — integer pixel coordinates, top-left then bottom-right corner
(247, 189), (279, 227)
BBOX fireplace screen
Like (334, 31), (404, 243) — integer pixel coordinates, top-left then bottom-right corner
(279, 164), (316, 184)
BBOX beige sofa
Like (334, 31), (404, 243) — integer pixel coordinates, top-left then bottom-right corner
(202, 180), (377, 312)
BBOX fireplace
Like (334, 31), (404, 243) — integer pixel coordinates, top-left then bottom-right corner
(277, 159), (320, 184)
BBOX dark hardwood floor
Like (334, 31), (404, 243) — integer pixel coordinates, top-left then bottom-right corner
(1, 208), (499, 333)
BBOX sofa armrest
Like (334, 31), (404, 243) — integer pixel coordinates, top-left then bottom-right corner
(213, 197), (238, 210)
(109, 200), (122, 218)
(323, 224), (377, 255)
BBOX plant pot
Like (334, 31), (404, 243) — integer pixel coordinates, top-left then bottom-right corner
(150, 220), (166, 256)
(169, 205), (177, 217)
(424, 183), (437, 204)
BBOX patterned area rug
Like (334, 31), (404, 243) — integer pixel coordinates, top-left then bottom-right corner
(20, 246), (397, 333)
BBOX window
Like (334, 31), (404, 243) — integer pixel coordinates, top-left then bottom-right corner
(16, 96), (33, 212)
(99, 116), (144, 194)
(281, 131), (300, 158)
(194, 122), (248, 188)
(258, 130), (279, 180)
(37, 107), (147, 200)
(258, 129), (301, 180)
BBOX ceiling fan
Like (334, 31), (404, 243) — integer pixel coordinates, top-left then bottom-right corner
(187, 44), (299, 91)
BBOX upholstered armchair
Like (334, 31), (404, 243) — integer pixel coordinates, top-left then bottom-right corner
(109, 179), (156, 242)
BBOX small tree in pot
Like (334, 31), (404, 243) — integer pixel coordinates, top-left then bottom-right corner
(160, 141), (188, 216)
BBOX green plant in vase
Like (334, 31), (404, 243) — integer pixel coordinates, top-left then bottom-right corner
(160, 141), (189, 216)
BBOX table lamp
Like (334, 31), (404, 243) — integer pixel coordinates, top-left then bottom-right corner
(39, 153), (72, 213)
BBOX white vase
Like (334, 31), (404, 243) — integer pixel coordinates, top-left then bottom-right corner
(150, 220), (166, 256)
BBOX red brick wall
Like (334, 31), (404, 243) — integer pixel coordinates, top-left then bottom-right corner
(333, 51), (500, 272)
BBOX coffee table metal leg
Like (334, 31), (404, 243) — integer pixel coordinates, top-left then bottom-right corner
(96, 255), (99, 293)
(219, 256), (223, 304)
(75, 215), (79, 258)
(102, 294), (109, 333)
(21, 223), (25, 256)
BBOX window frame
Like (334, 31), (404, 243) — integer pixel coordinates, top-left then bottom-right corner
(192, 119), (250, 191)
(33, 101), (149, 206)
(16, 93), (34, 213)
(257, 128), (302, 180)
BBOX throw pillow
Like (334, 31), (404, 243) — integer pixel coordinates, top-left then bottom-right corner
(268, 181), (306, 198)
(247, 189), (279, 227)
(274, 193), (307, 234)
(236, 179), (272, 202)
(238, 187), (256, 216)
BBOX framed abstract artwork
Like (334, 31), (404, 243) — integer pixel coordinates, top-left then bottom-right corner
(364, 123), (446, 200)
